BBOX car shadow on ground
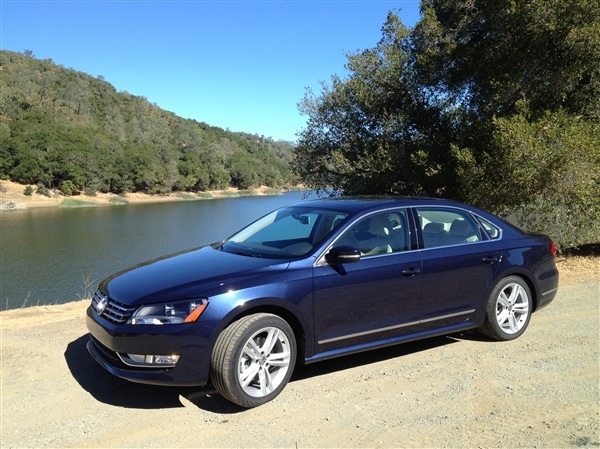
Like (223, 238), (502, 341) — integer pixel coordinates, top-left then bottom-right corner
(291, 334), (458, 382)
(65, 333), (460, 414)
(65, 335), (213, 410)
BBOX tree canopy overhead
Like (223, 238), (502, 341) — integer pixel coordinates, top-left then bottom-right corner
(294, 0), (599, 250)
(0, 50), (294, 195)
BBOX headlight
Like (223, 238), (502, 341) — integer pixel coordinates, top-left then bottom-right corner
(128, 299), (208, 325)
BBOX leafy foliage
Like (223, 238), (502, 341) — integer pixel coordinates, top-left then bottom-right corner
(0, 50), (294, 195)
(294, 1), (599, 250)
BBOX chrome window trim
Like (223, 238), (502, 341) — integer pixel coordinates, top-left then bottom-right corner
(314, 206), (412, 266)
(414, 205), (504, 250)
(471, 212), (504, 241)
(313, 204), (506, 265)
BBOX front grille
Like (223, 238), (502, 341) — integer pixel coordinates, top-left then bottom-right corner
(92, 289), (137, 324)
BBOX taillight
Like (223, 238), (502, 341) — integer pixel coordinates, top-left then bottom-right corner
(550, 241), (557, 257)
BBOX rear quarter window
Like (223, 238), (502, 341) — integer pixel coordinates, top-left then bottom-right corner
(474, 215), (502, 240)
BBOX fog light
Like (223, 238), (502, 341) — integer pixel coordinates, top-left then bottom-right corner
(119, 353), (180, 368)
(153, 355), (180, 365)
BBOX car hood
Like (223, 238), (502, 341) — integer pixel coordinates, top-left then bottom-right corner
(99, 246), (290, 305)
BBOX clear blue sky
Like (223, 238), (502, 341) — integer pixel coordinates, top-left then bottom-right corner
(1, 1), (421, 142)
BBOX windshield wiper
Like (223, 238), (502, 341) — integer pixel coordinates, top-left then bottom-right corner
(236, 251), (262, 258)
(212, 241), (225, 251)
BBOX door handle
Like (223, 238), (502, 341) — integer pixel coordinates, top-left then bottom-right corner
(401, 267), (421, 276)
(481, 256), (499, 264)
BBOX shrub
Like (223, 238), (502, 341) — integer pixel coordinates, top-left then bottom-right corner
(36, 183), (50, 197)
(59, 180), (78, 196)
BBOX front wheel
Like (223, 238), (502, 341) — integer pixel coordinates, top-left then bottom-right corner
(211, 313), (296, 408)
(480, 276), (532, 341)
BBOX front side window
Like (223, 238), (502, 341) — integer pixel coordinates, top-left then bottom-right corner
(416, 207), (481, 249)
(335, 209), (410, 257)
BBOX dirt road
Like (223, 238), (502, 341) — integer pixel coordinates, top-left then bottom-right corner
(1, 258), (599, 448)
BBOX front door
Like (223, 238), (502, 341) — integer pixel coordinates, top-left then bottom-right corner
(312, 209), (422, 357)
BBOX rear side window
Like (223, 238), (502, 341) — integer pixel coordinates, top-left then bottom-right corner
(416, 207), (481, 249)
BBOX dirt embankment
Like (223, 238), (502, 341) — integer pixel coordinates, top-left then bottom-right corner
(0, 180), (286, 210)
(1, 258), (599, 448)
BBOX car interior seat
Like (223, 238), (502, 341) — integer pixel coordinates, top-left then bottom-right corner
(442, 219), (479, 245)
(361, 215), (392, 256)
(422, 222), (444, 248)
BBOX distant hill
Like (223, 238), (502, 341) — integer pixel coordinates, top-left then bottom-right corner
(0, 50), (295, 195)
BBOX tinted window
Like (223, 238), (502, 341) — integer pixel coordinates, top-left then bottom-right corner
(224, 206), (350, 258)
(416, 207), (481, 248)
(247, 212), (320, 242)
(474, 215), (501, 240)
(335, 209), (410, 257)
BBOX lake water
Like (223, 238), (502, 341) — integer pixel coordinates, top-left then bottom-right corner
(0, 191), (309, 310)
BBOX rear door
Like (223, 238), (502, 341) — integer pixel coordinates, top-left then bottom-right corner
(414, 207), (502, 329)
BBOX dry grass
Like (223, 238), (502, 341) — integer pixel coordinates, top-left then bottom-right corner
(556, 256), (600, 284)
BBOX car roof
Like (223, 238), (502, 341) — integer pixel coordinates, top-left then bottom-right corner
(287, 196), (522, 235)
(290, 196), (471, 214)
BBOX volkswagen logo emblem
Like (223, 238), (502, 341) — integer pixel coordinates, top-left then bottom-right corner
(95, 295), (108, 315)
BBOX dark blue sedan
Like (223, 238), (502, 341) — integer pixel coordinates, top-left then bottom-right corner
(86, 197), (559, 407)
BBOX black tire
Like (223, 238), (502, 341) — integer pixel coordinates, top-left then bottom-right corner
(210, 313), (297, 408)
(480, 276), (532, 341)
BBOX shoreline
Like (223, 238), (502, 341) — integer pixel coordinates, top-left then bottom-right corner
(0, 180), (297, 210)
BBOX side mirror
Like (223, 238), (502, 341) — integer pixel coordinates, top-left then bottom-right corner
(325, 246), (361, 264)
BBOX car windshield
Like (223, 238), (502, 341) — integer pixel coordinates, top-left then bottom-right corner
(220, 205), (350, 259)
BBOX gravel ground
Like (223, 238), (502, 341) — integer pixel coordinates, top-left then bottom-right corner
(1, 258), (599, 448)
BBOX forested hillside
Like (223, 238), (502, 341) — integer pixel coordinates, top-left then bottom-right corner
(0, 50), (294, 195)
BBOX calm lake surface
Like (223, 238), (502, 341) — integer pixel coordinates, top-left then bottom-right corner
(1, 191), (309, 310)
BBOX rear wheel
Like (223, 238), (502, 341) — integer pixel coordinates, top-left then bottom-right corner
(211, 313), (296, 408)
(480, 276), (532, 341)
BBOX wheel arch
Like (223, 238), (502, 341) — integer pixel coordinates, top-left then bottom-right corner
(493, 268), (539, 311)
(213, 301), (308, 367)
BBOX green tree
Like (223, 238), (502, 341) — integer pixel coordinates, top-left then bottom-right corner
(294, 2), (599, 250)
(413, 0), (600, 121)
(489, 113), (599, 250)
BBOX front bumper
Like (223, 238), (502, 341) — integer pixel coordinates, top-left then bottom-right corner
(85, 305), (212, 386)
